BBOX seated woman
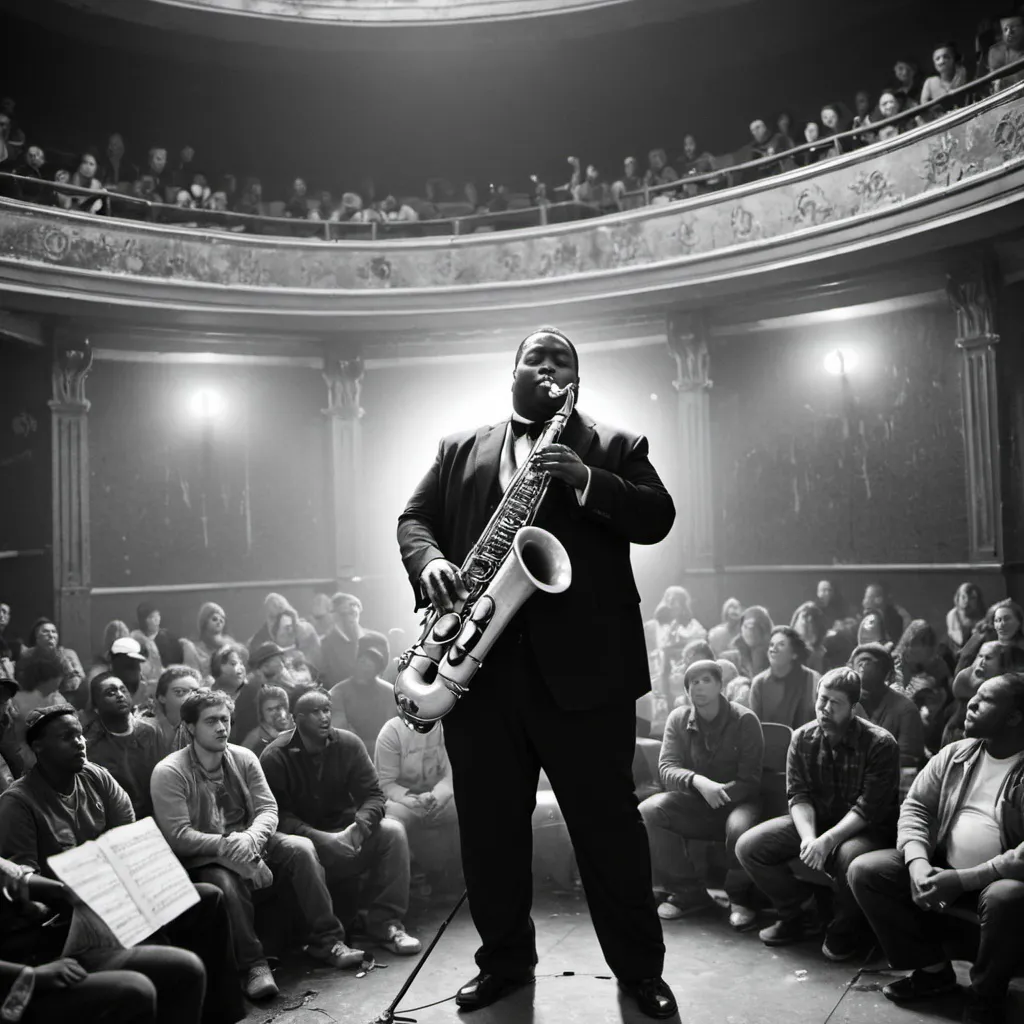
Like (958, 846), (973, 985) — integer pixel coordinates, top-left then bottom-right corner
(15, 620), (84, 704)
(868, 90), (905, 142)
(815, 579), (848, 630)
(180, 602), (235, 679)
(708, 597), (743, 657)
(209, 643), (249, 700)
(649, 587), (707, 671)
(942, 638), (1024, 747)
(721, 606), (773, 681)
(748, 626), (819, 729)
(131, 602), (184, 672)
(954, 597), (1024, 672)
(944, 581), (986, 656)
(790, 602), (828, 673)
(918, 42), (968, 120)
(890, 619), (952, 698)
(272, 608), (322, 676)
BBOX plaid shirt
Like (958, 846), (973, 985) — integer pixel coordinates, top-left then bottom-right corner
(787, 715), (899, 831)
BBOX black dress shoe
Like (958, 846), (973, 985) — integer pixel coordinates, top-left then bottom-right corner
(618, 977), (678, 1020)
(455, 970), (535, 1011)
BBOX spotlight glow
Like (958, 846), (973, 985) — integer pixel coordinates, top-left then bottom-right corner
(189, 388), (226, 419)
(823, 349), (858, 376)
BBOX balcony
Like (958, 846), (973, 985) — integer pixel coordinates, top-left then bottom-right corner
(1, 82), (1023, 333)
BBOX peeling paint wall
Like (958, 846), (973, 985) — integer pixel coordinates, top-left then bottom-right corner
(711, 306), (969, 566)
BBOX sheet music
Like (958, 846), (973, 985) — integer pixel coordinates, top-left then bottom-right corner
(99, 817), (199, 931)
(48, 841), (152, 948)
(47, 817), (199, 948)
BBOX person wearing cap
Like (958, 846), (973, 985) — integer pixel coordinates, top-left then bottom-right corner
(327, 632), (396, 755)
(229, 641), (300, 745)
(321, 593), (366, 686)
(0, 703), (245, 1024)
(639, 660), (764, 931)
(735, 668), (899, 962)
(82, 673), (164, 817)
(851, 643), (926, 769)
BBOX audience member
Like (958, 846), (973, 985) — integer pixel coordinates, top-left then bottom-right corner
(310, 593), (334, 638)
(919, 42), (969, 116)
(857, 609), (891, 646)
(321, 593), (366, 686)
(891, 620), (952, 697)
(849, 673), (1024, 1024)
(209, 643), (249, 700)
(99, 132), (134, 187)
(327, 632), (395, 754)
(722, 606), (773, 691)
(791, 602), (828, 673)
(150, 689), (359, 999)
(945, 640), (1024, 747)
(0, 704), (244, 1024)
(0, 97), (25, 159)
(15, 620), (84, 700)
(0, 602), (23, 667)
(0, 667), (23, 787)
(735, 669), (900, 960)
(82, 672), (163, 816)
(247, 593), (291, 650)
(906, 671), (955, 756)
(231, 641), (299, 744)
(234, 177), (263, 219)
(891, 59), (922, 106)
(70, 152), (104, 215)
(872, 90), (906, 140)
(746, 119), (794, 176)
(260, 689), (421, 955)
(749, 626), (818, 729)
(708, 597), (743, 657)
(774, 113), (796, 149)
(611, 156), (644, 211)
(181, 602), (233, 677)
(640, 660), (764, 930)
(945, 582), (986, 655)
(956, 598), (1024, 672)
(86, 620), (131, 682)
(272, 607), (322, 673)
(146, 665), (201, 754)
(284, 178), (309, 219)
(374, 713), (461, 891)
(850, 643), (926, 769)
(815, 579), (848, 628)
(643, 148), (678, 199)
(989, 11), (1024, 92)
(851, 90), (876, 143)
(14, 145), (48, 203)
(863, 583), (909, 641)
(240, 685), (291, 757)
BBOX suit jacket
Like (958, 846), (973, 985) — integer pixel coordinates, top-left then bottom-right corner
(397, 408), (675, 711)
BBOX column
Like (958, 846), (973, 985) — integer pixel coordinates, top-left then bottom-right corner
(49, 327), (93, 654)
(666, 310), (714, 568)
(323, 350), (365, 582)
(948, 260), (1002, 562)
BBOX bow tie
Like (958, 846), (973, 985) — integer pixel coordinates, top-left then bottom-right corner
(510, 418), (544, 441)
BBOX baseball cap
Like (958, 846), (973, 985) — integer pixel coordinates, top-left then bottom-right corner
(110, 637), (146, 661)
(24, 703), (78, 744)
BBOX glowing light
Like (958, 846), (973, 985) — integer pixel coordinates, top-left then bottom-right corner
(189, 388), (226, 419)
(823, 349), (858, 376)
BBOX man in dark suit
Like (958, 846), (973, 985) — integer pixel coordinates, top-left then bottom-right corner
(397, 327), (677, 1019)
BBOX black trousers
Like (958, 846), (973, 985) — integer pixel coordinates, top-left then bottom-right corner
(850, 849), (1024, 1005)
(442, 634), (665, 981)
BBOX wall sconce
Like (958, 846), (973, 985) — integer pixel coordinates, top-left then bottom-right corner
(189, 388), (226, 420)
(823, 348), (858, 377)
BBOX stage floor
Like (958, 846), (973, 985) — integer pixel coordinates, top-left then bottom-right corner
(242, 890), (1021, 1024)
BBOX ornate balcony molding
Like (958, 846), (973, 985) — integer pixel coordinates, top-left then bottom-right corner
(2, 86), (1024, 332)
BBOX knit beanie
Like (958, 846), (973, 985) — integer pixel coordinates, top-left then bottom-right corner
(197, 602), (226, 636)
(683, 659), (723, 690)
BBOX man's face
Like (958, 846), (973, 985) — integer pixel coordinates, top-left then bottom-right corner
(95, 677), (131, 717)
(190, 704), (231, 753)
(33, 714), (87, 774)
(161, 678), (200, 723)
(688, 670), (721, 709)
(149, 149), (167, 174)
(1003, 17), (1024, 49)
(110, 657), (142, 694)
(145, 611), (161, 633)
(994, 607), (1020, 642)
(932, 47), (954, 75)
(335, 600), (361, 629)
(295, 693), (332, 741)
(767, 632), (794, 671)
(879, 93), (900, 119)
(261, 697), (290, 732)
(511, 334), (578, 419)
(683, 135), (696, 159)
(181, 145), (195, 164)
(965, 677), (1019, 739)
(0, 604), (9, 629)
(821, 107), (838, 130)
(26, 147), (44, 171)
(853, 653), (886, 694)
(816, 684), (853, 732)
(893, 61), (913, 85)
(974, 642), (1004, 682)
(805, 122), (820, 143)
(108, 134), (125, 158)
(36, 623), (59, 649)
(750, 121), (769, 144)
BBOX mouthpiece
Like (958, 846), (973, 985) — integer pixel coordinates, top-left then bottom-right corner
(544, 381), (573, 398)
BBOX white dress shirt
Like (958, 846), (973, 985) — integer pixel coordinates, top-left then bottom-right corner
(500, 413), (591, 505)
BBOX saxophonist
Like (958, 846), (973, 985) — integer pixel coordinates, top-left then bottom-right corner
(396, 327), (678, 1018)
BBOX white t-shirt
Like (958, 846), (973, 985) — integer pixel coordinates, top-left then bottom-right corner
(945, 750), (1022, 870)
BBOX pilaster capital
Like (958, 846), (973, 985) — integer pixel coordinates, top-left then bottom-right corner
(322, 352), (365, 421)
(666, 310), (712, 393)
(947, 258), (998, 348)
(49, 328), (93, 414)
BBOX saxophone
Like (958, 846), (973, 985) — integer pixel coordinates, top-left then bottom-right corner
(394, 382), (575, 732)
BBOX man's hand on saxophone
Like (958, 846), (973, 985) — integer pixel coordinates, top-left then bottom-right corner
(420, 558), (469, 614)
(532, 443), (588, 490)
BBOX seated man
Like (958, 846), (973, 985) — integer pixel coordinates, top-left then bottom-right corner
(327, 633), (396, 755)
(735, 668), (900, 961)
(639, 660), (764, 930)
(0, 704), (243, 1024)
(150, 689), (358, 1001)
(850, 643), (926, 768)
(241, 685), (291, 758)
(261, 689), (421, 956)
(849, 673), (1024, 1024)
(82, 673), (163, 817)
(374, 714), (462, 893)
(144, 666), (201, 755)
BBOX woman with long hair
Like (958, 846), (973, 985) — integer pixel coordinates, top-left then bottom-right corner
(891, 619), (951, 697)
(708, 597), (744, 657)
(722, 606), (773, 680)
(945, 582), (986, 654)
(748, 625), (819, 729)
(180, 602), (234, 678)
(790, 601), (828, 673)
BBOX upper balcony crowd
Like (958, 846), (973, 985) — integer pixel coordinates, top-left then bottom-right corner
(2, 11), (1023, 240)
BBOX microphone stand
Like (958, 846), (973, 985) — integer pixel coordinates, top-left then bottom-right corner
(367, 889), (468, 1024)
